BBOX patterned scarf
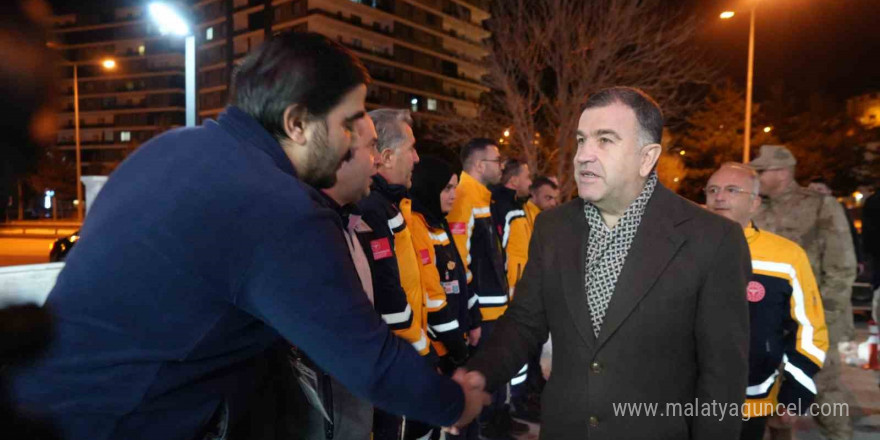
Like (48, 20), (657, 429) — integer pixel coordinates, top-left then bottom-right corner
(584, 172), (658, 337)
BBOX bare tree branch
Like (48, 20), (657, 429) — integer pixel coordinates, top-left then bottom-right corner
(479, 0), (713, 198)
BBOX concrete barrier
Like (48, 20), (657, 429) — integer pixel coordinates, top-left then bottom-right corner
(0, 262), (64, 307)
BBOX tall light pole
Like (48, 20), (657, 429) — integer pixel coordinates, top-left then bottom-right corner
(148, 2), (196, 127)
(721, 1), (759, 163)
(72, 58), (116, 222)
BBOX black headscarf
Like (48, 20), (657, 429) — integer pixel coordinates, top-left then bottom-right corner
(410, 156), (455, 226)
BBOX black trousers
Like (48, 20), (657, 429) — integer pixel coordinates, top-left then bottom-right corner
(740, 416), (767, 440)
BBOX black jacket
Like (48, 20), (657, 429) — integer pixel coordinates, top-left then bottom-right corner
(468, 184), (751, 440)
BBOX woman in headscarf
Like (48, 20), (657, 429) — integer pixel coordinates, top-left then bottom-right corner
(408, 156), (481, 439)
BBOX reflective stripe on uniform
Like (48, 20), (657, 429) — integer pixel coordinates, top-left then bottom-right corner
(412, 332), (429, 352)
(783, 354), (818, 394)
(502, 209), (526, 249)
(479, 295), (508, 305)
(387, 212), (405, 234)
(382, 304), (412, 325)
(746, 370), (779, 397)
(432, 320), (460, 333)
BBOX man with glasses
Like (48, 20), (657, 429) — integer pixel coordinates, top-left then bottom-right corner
(749, 145), (856, 440)
(448, 139), (524, 438)
(705, 163), (828, 440)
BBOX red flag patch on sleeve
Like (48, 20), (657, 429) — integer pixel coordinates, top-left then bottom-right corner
(419, 249), (431, 265)
(450, 222), (467, 235)
(370, 238), (393, 260)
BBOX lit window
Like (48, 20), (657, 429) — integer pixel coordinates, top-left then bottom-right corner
(120, 131), (131, 142)
(427, 98), (437, 111)
(206, 27), (214, 41)
(410, 98), (418, 112)
(138, 45), (145, 56)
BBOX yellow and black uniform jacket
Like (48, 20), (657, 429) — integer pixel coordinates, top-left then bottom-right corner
(743, 224), (828, 418)
(409, 199), (476, 364)
(356, 174), (429, 356)
(524, 200), (541, 230)
(490, 186), (533, 297)
(447, 172), (509, 321)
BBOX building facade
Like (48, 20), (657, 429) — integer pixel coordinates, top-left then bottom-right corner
(49, 0), (490, 175)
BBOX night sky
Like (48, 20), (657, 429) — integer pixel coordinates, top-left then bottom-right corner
(692, 0), (879, 101)
(49, 0), (880, 102)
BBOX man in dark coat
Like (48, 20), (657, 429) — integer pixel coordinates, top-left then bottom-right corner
(466, 87), (751, 440)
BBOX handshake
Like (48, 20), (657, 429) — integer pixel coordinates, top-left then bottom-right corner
(446, 369), (491, 434)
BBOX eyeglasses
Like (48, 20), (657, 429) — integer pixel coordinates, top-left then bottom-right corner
(703, 186), (757, 197)
(481, 157), (504, 164)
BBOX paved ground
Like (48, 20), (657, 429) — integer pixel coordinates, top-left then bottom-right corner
(0, 237), (54, 267)
(785, 320), (880, 439)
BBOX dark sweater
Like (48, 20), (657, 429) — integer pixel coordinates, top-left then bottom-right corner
(10, 106), (463, 440)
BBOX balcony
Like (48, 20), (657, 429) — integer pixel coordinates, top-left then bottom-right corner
(341, 42), (485, 88)
(314, 9), (484, 67)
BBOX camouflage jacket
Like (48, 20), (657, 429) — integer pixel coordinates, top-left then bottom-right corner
(753, 182), (857, 342)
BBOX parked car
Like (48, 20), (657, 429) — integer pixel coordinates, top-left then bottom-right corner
(49, 231), (79, 262)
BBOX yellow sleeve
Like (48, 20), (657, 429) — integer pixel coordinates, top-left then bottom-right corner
(411, 217), (447, 314)
(446, 189), (473, 283)
(791, 248), (829, 368)
(506, 217), (530, 298)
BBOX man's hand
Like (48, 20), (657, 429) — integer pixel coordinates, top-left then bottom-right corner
(468, 327), (482, 346)
(446, 369), (490, 434)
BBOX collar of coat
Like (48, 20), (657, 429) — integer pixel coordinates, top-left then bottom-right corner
(491, 185), (526, 208)
(217, 106), (298, 179)
(459, 171), (492, 206)
(371, 173), (409, 204)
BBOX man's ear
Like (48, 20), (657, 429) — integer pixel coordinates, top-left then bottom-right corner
(282, 104), (309, 146)
(750, 193), (762, 213)
(378, 147), (395, 168)
(640, 143), (662, 177)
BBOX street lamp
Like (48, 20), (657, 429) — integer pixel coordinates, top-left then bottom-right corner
(721, 1), (759, 163)
(148, 2), (196, 127)
(72, 58), (117, 222)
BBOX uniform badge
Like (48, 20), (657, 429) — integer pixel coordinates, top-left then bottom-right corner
(370, 238), (392, 260)
(442, 280), (460, 294)
(747, 281), (766, 303)
(447, 261), (456, 271)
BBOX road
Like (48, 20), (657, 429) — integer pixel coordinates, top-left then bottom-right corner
(0, 237), (54, 267)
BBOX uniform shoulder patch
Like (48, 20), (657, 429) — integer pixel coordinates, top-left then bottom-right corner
(370, 237), (393, 260)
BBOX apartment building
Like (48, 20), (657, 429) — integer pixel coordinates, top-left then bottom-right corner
(49, 0), (490, 174)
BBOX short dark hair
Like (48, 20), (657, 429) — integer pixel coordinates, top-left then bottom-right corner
(583, 87), (664, 146)
(530, 176), (558, 192)
(501, 158), (526, 185)
(230, 32), (371, 141)
(460, 138), (497, 169)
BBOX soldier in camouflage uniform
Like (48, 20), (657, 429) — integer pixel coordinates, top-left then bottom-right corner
(750, 145), (858, 440)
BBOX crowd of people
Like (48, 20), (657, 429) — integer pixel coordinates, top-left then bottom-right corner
(2, 23), (871, 440)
